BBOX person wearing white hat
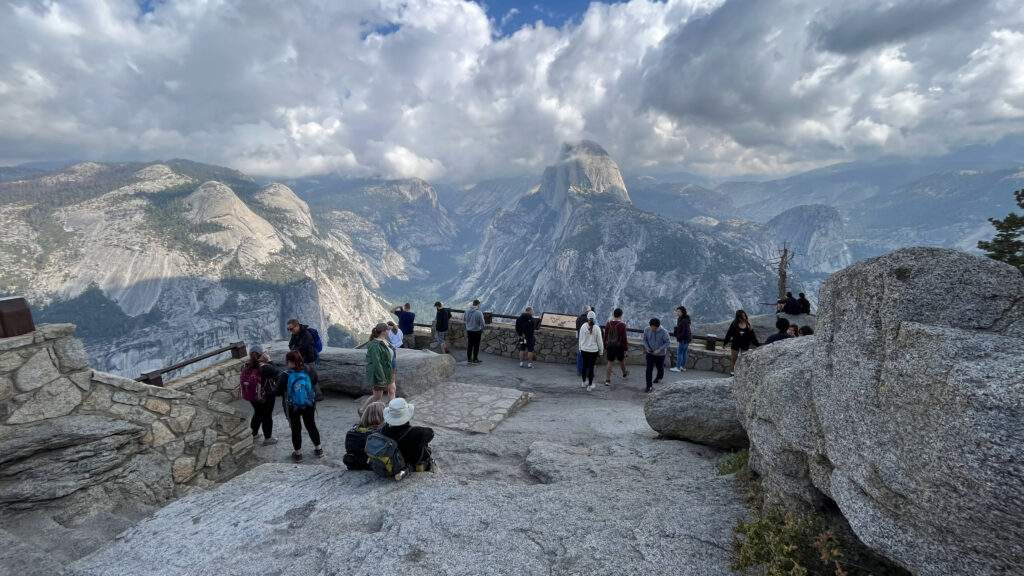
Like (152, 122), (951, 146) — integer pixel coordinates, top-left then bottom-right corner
(381, 398), (435, 481)
(578, 310), (605, 391)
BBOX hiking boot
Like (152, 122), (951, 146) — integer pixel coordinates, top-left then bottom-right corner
(394, 470), (407, 482)
(291, 452), (303, 463)
(263, 437), (279, 446)
(314, 448), (325, 459)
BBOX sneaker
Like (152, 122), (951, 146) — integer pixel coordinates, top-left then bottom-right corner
(314, 448), (325, 459)
(645, 386), (653, 393)
(604, 380), (611, 386)
(622, 371), (629, 378)
(519, 361), (524, 367)
(263, 437), (279, 446)
(587, 383), (595, 391)
(730, 372), (735, 376)
(669, 367), (681, 372)
(394, 470), (407, 482)
(527, 363), (533, 368)
(653, 378), (662, 384)
(580, 380), (588, 388)
(291, 452), (303, 463)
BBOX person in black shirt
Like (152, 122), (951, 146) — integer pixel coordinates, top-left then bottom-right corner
(777, 292), (801, 315)
(516, 306), (537, 368)
(433, 301), (452, 354)
(798, 293), (812, 315)
(764, 318), (795, 345)
(723, 310), (759, 376)
(380, 398), (435, 481)
(286, 319), (317, 364)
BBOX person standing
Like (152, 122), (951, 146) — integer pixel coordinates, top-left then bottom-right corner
(723, 310), (759, 376)
(575, 305), (590, 376)
(464, 299), (485, 364)
(360, 323), (396, 416)
(642, 318), (670, 392)
(277, 350), (323, 462)
(603, 308), (629, 386)
(286, 319), (317, 365)
(434, 301), (452, 354)
(391, 303), (416, 348)
(578, 311), (604, 391)
(386, 321), (404, 348)
(239, 344), (279, 446)
(516, 306), (537, 368)
(670, 306), (692, 373)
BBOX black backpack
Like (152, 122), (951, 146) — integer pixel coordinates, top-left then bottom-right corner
(606, 322), (621, 347)
(366, 426), (411, 477)
(343, 425), (377, 471)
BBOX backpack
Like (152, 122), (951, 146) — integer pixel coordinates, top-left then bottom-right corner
(308, 327), (323, 363)
(606, 322), (621, 348)
(343, 426), (376, 471)
(286, 371), (315, 410)
(365, 427), (411, 477)
(240, 365), (264, 402)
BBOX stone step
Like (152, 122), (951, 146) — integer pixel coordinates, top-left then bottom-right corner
(410, 382), (531, 434)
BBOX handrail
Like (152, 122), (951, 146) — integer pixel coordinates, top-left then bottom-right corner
(137, 341), (247, 387)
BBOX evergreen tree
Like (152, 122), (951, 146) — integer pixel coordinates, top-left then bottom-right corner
(978, 189), (1024, 271)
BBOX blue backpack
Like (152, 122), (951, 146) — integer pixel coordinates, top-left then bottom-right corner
(287, 371), (315, 409)
(308, 327), (323, 363)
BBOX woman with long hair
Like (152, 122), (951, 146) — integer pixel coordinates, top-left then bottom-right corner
(723, 309), (759, 376)
(670, 306), (692, 373)
(361, 323), (396, 416)
(277, 350), (324, 463)
(578, 310), (605, 391)
(238, 344), (279, 445)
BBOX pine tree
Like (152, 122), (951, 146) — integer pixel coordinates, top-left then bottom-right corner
(978, 189), (1024, 271)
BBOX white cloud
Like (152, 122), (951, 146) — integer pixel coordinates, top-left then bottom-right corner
(0, 0), (1022, 180)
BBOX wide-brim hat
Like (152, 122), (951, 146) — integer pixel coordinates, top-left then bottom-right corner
(384, 398), (415, 426)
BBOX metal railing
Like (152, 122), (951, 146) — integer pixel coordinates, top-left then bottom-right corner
(137, 341), (248, 387)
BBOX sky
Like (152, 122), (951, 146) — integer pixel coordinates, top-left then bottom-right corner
(1, 0), (1023, 182)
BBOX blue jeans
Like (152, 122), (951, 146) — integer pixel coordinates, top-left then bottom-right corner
(577, 351), (583, 374)
(676, 342), (689, 369)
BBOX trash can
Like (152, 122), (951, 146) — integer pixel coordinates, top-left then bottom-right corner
(704, 335), (717, 351)
(0, 297), (35, 338)
(483, 312), (494, 325)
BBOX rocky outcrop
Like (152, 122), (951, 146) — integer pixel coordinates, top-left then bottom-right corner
(732, 247), (1024, 576)
(263, 342), (455, 398)
(538, 141), (631, 207)
(644, 380), (747, 449)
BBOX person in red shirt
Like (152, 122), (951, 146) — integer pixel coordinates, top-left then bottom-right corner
(603, 308), (630, 386)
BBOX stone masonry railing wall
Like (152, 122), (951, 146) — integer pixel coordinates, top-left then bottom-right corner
(442, 319), (732, 373)
(0, 324), (253, 511)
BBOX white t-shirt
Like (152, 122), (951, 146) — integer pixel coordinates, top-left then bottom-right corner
(388, 329), (404, 348)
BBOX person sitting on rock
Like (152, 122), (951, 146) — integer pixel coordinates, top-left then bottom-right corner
(777, 292), (801, 315)
(799, 325), (815, 336)
(381, 398), (436, 481)
(797, 293), (812, 315)
(787, 323), (800, 337)
(343, 402), (385, 471)
(723, 310), (759, 376)
(764, 317), (795, 345)
(360, 323), (396, 416)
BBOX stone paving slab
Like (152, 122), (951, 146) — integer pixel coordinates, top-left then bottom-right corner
(410, 381), (532, 434)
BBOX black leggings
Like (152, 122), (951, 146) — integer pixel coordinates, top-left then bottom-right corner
(288, 406), (321, 451)
(581, 351), (600, 385)
(467, 330), (482, 361)
(250, 398), (275, 438)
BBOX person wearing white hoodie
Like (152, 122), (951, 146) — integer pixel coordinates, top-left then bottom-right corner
(578, 310), (605, 391)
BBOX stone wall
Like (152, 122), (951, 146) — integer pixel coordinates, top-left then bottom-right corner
(0, 324), (253, 512)
(166, 357), (245, 405)
(443, 319), (732, 373)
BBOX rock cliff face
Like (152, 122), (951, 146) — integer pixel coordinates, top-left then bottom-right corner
(732, 247), (1024, 575)
(457, 142), (775, 323)
(0, 161), (390, 377)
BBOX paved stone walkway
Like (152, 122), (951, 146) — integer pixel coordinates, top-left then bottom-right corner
(411, 381), (531, 434)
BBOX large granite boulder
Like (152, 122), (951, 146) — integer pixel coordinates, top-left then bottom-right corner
(644, 379), (747, 450)
(264, 342), (455, 397)
(733, 247), (1024, 576)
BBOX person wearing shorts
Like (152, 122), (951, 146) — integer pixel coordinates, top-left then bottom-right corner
(515, 306), (537, 368)
(604, 308), (629, 385)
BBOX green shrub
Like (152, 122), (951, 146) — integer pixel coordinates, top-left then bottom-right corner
(718, 449), (750, 476)
(732, 511), (847, 576)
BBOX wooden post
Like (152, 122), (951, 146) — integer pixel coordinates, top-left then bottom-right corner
(229, 341), (247, 359)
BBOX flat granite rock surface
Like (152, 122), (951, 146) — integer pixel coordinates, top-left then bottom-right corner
(65, 352), (742, 576)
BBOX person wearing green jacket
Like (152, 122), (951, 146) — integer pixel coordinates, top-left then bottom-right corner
(360, 323), (396, 416)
